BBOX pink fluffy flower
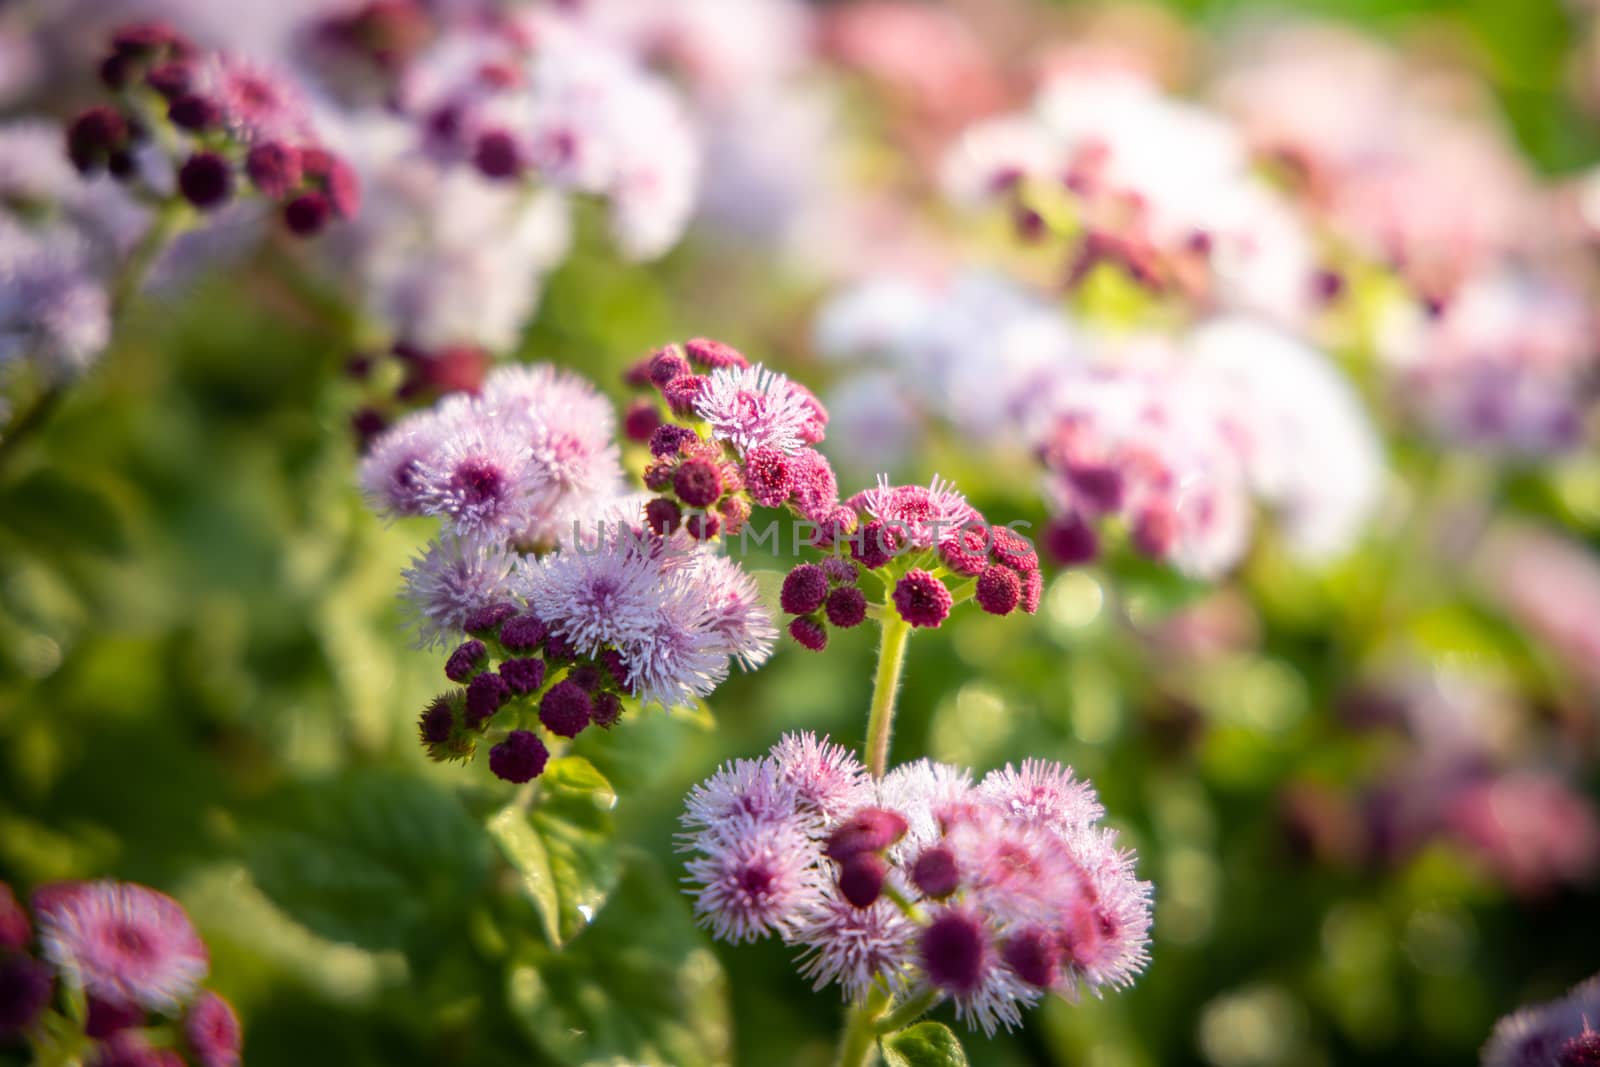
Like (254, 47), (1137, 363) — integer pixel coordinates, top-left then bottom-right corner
(693, 363), (822, 456)
(35, 881), (209, 1013)
(684, 819), (821, 943)
(848, 475), (980, 551)
(400, 533), (519, 648)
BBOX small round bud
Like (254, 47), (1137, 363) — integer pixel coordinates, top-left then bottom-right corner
(1002, 928), (1062, 989)
(837, 852), (888, 909)
(489, 730), (549, 783)
(743, 446), (792, 508)
(184, 991), (241, 1067)
(649, 424), (698, 458)
(284, 192), (331, 236)
(780, 564), (828, 616)
(599, 649), (632, 692)
(168, 93), (221, 131)
(718, 495), (751, 534)
(1021, 569), (1043, 614)
(661, 374), (707, 416)
(0, 955), (53, 1038)
(86, 996), (144, 1038)
(465, 672), (510, 728)
(825, 807), (909, 860)
(648, 347), (692, 386)
(444, 639), (487, 682)
(351, 407), (387, 445)
(1043, 513), (1098, 566)
(892, 569), (952, 628)
(1067, 463), (1124, 514)
(645, 496), (682, 535)
(473, 129), (523, 180)
(683, 337), (749, 370)
(499, 613), (548, 652)
(974, 565), (1021, 616)
(590, 690), (623, 728)
(684, 510), (720, 541)
(464, 602), (517, 635)
(824, 586), (867, 629)
(821, 558), (859, 585)
(544, 632), (575, 662)
(623, 400), (662, 442)
(178, 152), (234, 209)
(673, 457), (723, 508)
(989, 527), (1038, 573)
(938, 526), (989, 577)
(851, 520), (901, 570)
(911, 846), (960, 899)
(100, 53), (134, 90)
(788, 616), (827, 652)
(246, 142), (302, 199)
(921, 911), (987, 994)
(66, 106), (129, 174)
(539, 680), (591, 738)
(499, 657), (546, 695)
(566, 665), (602, 692)
(418, 693), (456, 744)
(145, 61), (193, 100)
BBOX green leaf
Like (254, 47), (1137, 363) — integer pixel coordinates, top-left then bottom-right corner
(506, 853), (731, 1067)
(881, 1022), (969, 1067)
(487, 756), (619, 947)
(241, 770), (492, 953)
(0, 467), (127, 556)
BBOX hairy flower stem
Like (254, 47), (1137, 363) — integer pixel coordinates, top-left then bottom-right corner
(863, 615), (911, 779)
(834, 986), (891, 1067)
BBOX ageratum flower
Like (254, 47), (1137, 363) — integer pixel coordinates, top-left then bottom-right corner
(34, 881), (209, 1014)
(679, 734), (1152, 1035)
(1482, 973), (1600, 1067)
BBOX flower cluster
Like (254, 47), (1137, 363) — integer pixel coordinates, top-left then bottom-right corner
(69, 22), (359, 231)
(1, 880), (240, 1067)
(679, 734), (1152, 1036)
(362, 356), (778, 782)
(1482, 972), (1600, 1067)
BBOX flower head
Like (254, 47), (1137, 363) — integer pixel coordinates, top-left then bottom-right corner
(35, 881), (208, 1013)
(694, 363), (821, 455)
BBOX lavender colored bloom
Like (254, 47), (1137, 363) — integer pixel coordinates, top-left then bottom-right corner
(417, 419), (540, 536)
(400, 533), (518, 649)
(979, 759), (1105, 836)
(0, 220), (112, 382)
(794, 887), (918, 1001)
(35, 880), (209, 1013)
(693, 363), (820, 456)
(684, 819), (821, 943)
(1483, 974), (1600, 1067)
(679, 552), (778, 671)
(358, 409), (449, 517)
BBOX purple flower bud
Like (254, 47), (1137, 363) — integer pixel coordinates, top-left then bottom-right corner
(301, 147), (360, 218)
(168, 93), (221, 131)
(823, 586), (867, 629)
(178, 152), (233, 210)
(283, 192), (331, 236)
(851, 520), (901, 571)
(464, 672), (509, 728)
(599, 649), (632, 692)
(1021, 569), (1042, 614)
(1002, 928), (1062, 989)
(0, 954), (53, 1038)
(743, 446), (792, 508)
(538, 680), (591, 738)
(1043, 513), (1098, 566)
(87, 996), (145, 1038)
(499, 657), (545, 696)
(892, 569), (952, 629)
(489, 730), (548, 783)
(66, 106), (129, 174)
(789, 617), (827, 651)
(499, 613), (547, 653)
(921, 910), (987, 994)
(648, 347), (692, 387)
(821, 558), (859, 585)
(418, 693), (457, 745)
(780, 564), (828, 616)
(184, 991), (241, 1067)
(975, 564), (1021, 616)
(590, 690), (622, 729)
(661, 375), (707, 416)
(989, 528), (1038, 574)
(825, 808), (908, 860)
(245, 142), (302, 200)
(473, 130), (523, 180)
(673, 457), (724, 508)
(685, 511), (720, 541)
(544, 632), (575, 662)
(684, 337), (749, 370)
(464, 602), (517, 636)
(645, 497), (682, 535)
(836, 852), (887, 909)
(649, 424), (698, 458)
(444, 639), (487, 683)
(623, 400), (662, 443)
(911, 846), (960, 899)
(145, 61), (193, 99)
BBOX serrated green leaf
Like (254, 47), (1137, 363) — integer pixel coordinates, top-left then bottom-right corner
(487, 759), (619, 947)
(241, 770), (492, 953)
(506, 853), (731, 1067)
(881, 1022), (969, 1067)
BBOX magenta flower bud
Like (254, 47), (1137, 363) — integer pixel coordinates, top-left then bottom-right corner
(939, 526), (989, 577)
(673, 457), (724, 508)
(837, 852), (888, 909)
(1560, 1032), (1600, 1067)
(489, 730), (548, 783)
(599, 649), (632, 692)
(0, 955), (53, 1038)
(921, 910), (987, 994)
(464, 671), (510, 728)
(590, 690), (623, 729)
(301, 147), (360, 217)
(350, 407), (386, 445)
(911, 846), (960, 899)
(178, 152), (234, 210)
(893, 570), (952, 629)
(1002, 928), (1062, 989)
(780, 564), (828, 615)
(662, 374), (707, 416)
(1021, 569), (1042, 615)
(499, 614), (547, 652)
(66, 106), (129, 174)
(0, 883), (28, 951)
(824, 586), (867, 629)
(684, 337), (750, 370)
(418, 693), (457, 745)
(648, 347), (692, 387)
(685, 511), (720, 541)
(743, 446), (792, 508)
(499, 657), (545, 695)
(168, 93), (221, 131)
(544, 633), (575, 662)
(788, 616), (827, 651)
(145, 60), (193, 99)
(623, 400), (662, 442)
(989, 527), (1038, 574)
(539, 680), (591, 738)
(100, 53), (134, 90)
(975, 565), (1021, 616)
(649, 424), (698, 458)
(719, 495), (752, 535)
(473, 129), (523, 180)
(1066, 462), (1124, 514)
(850, 520), (902, 571)
(825, 807), (909, 860)
(113, 21), (193, 59)
(645, 496), (682, 535)
(245, 142), (302, 199)
(184, 991), (241, 1067)
(283, 193), (331, 236)
(566, 665), (602, 692)
(822, 558), (859, 585)
(1043, 513), (1098, 566)
(87, 996), (145, 1038)
(464, 602), (517, 636)
(444, 639), (487, 682)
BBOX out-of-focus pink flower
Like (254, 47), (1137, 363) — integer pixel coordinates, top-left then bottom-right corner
(1445, 773), (1600, 896)
(1478, 524), (1600, 695)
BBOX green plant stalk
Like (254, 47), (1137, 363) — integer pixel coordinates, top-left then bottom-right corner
(863, 614), (912, 779)
(834, 986), (891, 1067)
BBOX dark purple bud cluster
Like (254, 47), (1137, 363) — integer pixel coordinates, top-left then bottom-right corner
(780, 560), (865, 653)
(418, 606), (634, 782)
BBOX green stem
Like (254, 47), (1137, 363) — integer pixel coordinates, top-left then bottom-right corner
(834, 987), (891, 1067)
(874, 988), (944, 1035)
(863, 615), (912, 779)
